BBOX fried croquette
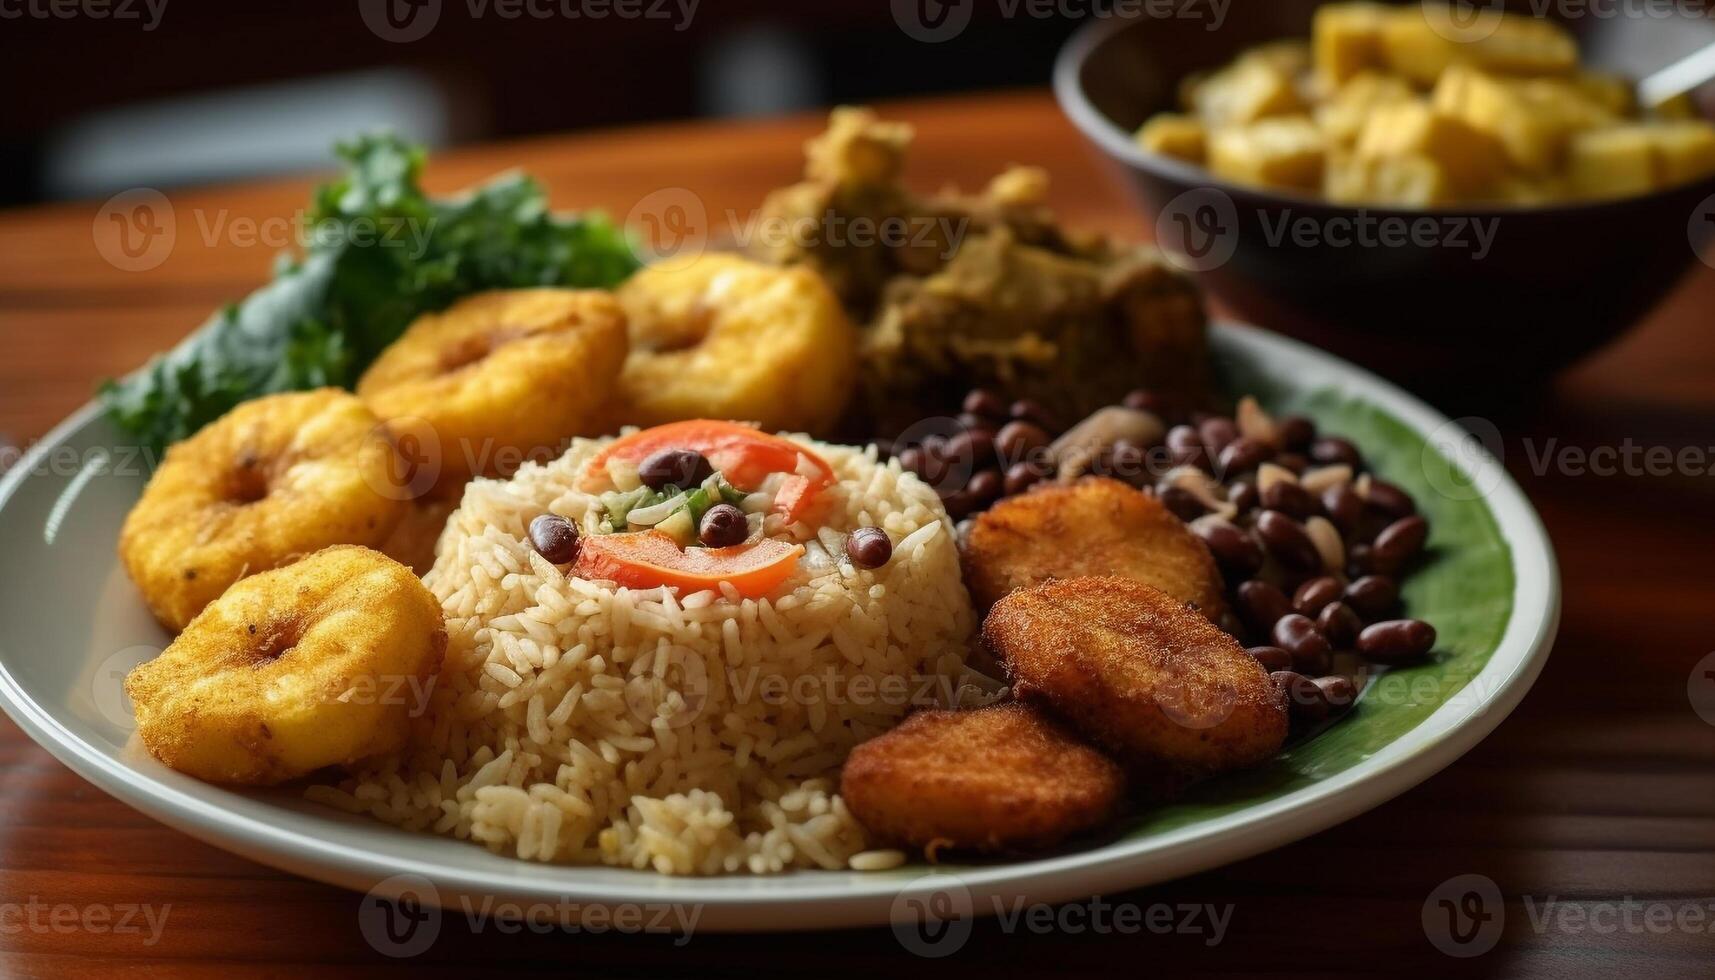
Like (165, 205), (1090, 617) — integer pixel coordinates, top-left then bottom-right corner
(118, 388), (408, 632)
(608, 253), (858, 435)
(357, 288), (627, 490)
(985, 577), (1287, 784)
(840, 702), (1126, 853)
(962, 477), (1228, 621)
(125, 546), (446, 786)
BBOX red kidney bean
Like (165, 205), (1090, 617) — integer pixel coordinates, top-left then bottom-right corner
(846, 526), (894, 568)
(1314, 675), (1357, 713)
(1365, 479), (1417, 519)
(1247, 646), (1294, 672)
(956, 412), (992, 434)
(1195, 519), (1264, 579)
(1262, 479), (1317, 520)
(1310, 436), (1363, 469)
(1238, 580), (1292, 634)
(1316, 601), (1363, 648)
(898, 444), (927, 478)
(962, 388), (1007, 421)
(698, 503), (748, 548)
(1343, 575), (1399, 620)
(1275, 451), (1309, 474)
(1371, 515), (1428, 571)
(1321, 483), (1363, 535)
(1255, 510), (1321, 571)
(1218, 436), (1272, 476)
(1272, 614), (1332, 675)
(1166, 425), (1209, 470)
(639, 448), (713, 490)
(1347, 543), (1376, 577)
(966, 468), (1003, 509)
(939, 487), (974, 521)
(1009, 398), (1058, 430)
(1227, 480), (1258, 514)
(1160, 485), (1206, 522)
(1003, 461), (1048, 496)
(1106, 438), (1151, 486)
(995, 420), (1050, 465)
(528, 514), (580, 564)
(1277, 415), (1315, 451)
(1272, 670), (1330, 722)
(1199, 416), (1238, 457)
(1123, 389), (1169, 417)
(1357, 619), (1436, 664)
(946, 427), (996, 468)
(1292, 576), (1342, 616)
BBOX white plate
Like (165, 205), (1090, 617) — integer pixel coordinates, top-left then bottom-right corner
(0, 322), (1558, 932)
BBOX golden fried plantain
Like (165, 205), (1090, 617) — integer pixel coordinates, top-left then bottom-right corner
(962, 476), (1227, 622)
(608, 253), (858, 435)
(125, 546), (446, 786)
(357, 288), (627, 490)
(985, 577), (1287, 786)
(119, 389), (407, 632)
(840, 702), (1125, 853)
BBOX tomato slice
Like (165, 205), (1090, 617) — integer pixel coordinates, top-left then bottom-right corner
(584, 420), (835, 524)
(572, 530), (805, 598)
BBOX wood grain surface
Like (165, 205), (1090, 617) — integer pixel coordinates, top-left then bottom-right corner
(1, 92), (1712, 977)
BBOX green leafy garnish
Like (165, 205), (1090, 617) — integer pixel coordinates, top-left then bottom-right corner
(100, 135), (642, 453)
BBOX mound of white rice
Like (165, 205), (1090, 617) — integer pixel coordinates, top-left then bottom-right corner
(309, 434), (981, 874)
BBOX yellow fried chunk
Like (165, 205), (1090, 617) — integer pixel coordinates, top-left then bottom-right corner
(357, 289), (627, 489)
(841, 702), (1125, 853)
(119, 389), (406, 632)
(1355, 100), (1508, 196)
(126, 546), (446, 786)
(1649, 121), (1715, 186)
(1312, 2), (1393, 88)
(962, 477), (1227, 622)
(1433, 65), (1566, 174)
(1208, 116), (1328, 191)
(985, 577), (1287, 783)
(1136, 113), (1208, 164)
(1315, 71), (1417, 146)
(1189, 58), (1306, 128)
(1568, 125), (1660, 199)
(608, 253), (858, 436)
(1383, 7), (1576, 87)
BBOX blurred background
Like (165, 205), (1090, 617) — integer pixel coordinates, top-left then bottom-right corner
(0, 0), (1104, 206)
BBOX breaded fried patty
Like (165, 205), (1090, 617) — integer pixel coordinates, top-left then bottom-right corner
(840, 702), (1125, 853)
(985, 577), (1286, 784)
(962, 477), (1227, 622)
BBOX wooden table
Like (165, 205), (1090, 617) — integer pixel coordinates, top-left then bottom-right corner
(2, 92), (1712, 976)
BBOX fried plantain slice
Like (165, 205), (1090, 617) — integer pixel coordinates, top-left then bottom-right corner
(985, 577), (1286, 786)
(962, 476), (1227, 622)
(840, 702), (1125, 853)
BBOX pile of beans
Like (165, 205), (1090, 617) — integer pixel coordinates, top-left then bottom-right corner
(878, 386), (1439, 725)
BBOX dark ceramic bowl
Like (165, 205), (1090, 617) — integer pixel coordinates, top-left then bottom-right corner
(1054, 1), (1715, 395)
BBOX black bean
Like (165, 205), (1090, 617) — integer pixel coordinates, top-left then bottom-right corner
(1166, 425), (1209, 470)
(1255, 510), (1321, 571)
(1343, 575), (1399, 621)
(1316, 601), (1363, 648)
(1272, 614), (1332, 675)
(1226, 480), (1258, 515)
(966, 468), (1003, 509)
(1238, 580), (1293, 635)
(1310, 436), (1363, 469)
(1292, 576), (1342, 617)
(1321, 483), (1363, 535)
(698, 503), (748, 548)
(1272, 670), (1330, 722)
(528, 513), (580, 564)
(1159, 485), (1206, 523)
(1122, 389), (1169, 417)
(1365, 479), (1417, 519)
(1199, 416), (1238, 457)
(1247, 645), (1294, 671)
(1196, 519), (1265, 580)
(1262, 480), (1317, 520)
(846, 526), (894, 569)
(1218, 437), (1272, 476)
(1008, 399), (1057, 431)
(962, 388), (1007, 421)
(1357, 619), (1436, 664)
(995, 420), (1051, 465)
(1277, 415), (1316, 451)
(1371, 515), (1429, 571)
(638, 448), (713, 490)
(1003, 461), (1048, 497)
(1314, 675), (1357, 713)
